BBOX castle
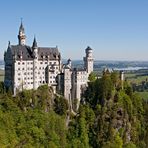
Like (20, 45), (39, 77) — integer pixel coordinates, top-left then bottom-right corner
(4, 22), (93, 109)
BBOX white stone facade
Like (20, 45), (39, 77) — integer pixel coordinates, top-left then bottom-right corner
(59, 46), (94, 110)
(4, 22), (94, 110)
(4, 22), (61, 95)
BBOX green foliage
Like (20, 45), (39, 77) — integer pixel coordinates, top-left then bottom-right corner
(103, 132), (123, 148)
(54, 96), (68, 115)
(0, 86), (67, 147)
(88, 72), (97, 82)
(0, 74), (147, 147)
(83, 72), (147, 147)
(67, 105), (94, 148)
(123, 142), (136, 148)
(85, 73), (114, 107)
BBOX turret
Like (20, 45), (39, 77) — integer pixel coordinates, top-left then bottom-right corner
(120, 71), (124, 81)
(18, 20), (26, 45)
(67, 58), (72, 68)
(32, 36), (38, 59)
(84, 46), (93, 75)
(32, 37), (38, 90)
(4, 41), (12, 61)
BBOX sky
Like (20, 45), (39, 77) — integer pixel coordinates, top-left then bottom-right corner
(0, 0), (148, 61)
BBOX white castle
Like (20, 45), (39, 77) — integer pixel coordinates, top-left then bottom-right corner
(4, 22), (93, 109)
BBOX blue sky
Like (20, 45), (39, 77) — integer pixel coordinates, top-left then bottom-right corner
(0, 0), (148, 60)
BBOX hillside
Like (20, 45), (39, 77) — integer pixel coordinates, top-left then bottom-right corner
(0, 72), (147, 147)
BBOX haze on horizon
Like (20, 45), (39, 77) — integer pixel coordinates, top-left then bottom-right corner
(0, 0), (148, 61)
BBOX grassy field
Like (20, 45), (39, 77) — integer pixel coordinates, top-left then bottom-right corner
(136, 91), (148, 101)
(125, 71), (148, 100)
(0, 69), (4, 82)
(125, 73), (148, 84)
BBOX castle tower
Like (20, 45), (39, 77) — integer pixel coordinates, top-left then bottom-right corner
(32, 37), (38, 89)
(120, 71), (124, 90)
(84, 46), (93, 75)
(67, 59), (72, 68)
(120, 71), (124, 81)
(18, 20), (26, 45)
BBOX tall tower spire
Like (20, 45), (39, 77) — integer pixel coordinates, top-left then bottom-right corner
(32, 36), (38, 48)
(18, 19), (26, 45)
(32, 36), (38, 90)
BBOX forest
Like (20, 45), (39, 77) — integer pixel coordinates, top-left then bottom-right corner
(0, 71), (147, 147)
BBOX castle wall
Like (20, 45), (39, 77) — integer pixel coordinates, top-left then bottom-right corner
(12, 59), (61, 93)
(64, 68), (72, 100)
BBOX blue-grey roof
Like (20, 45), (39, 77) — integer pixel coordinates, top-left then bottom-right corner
(9, 45), (61, 60)
(19, 22), (25, 33)
(32, 37), (37, 48)
(85, 46), (93, 51)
